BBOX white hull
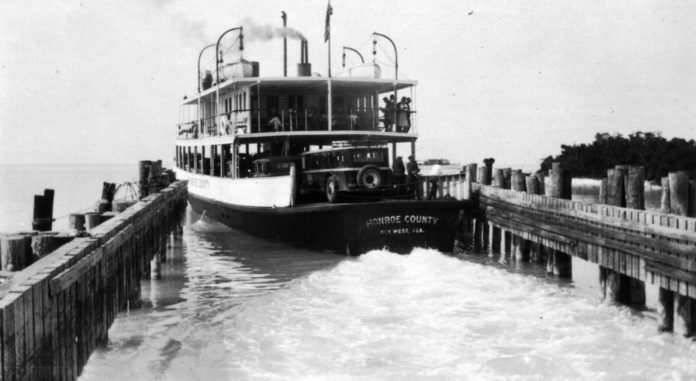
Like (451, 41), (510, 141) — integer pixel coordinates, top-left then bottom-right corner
(174, 168), (294, 208)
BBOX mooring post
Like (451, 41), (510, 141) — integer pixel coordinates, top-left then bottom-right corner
(1, 235), (27, 271)
(598, 178), (608, 204)
(502, 168), (512, 189)
(548, 162), (564, 198)
(525, 175), (539, 195)
(68, 213), (86, 235)
(660, 176), (671, 214)
(84, 212), (102, 231)
(493, 169), (505, 188)
(483, 158), (495, 184)
(626, 166), (645, 210)
(511, 170), (525, 192)
(32, 188), (55, 231)
(669, 171), (689, 216)
(607, 168), (625, 206)
(689, 180), (696, 217)
(139, 160), (152, 199)
(535, 172), (546, 195)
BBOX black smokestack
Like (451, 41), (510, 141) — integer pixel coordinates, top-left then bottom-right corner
(297, 39), (311, 76)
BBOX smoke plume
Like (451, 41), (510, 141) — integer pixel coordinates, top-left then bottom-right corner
(241, 17), (306, 42)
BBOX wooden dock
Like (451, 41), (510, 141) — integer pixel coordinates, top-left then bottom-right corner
(0, 181), (187, 381)
(428, 162), (696, 337)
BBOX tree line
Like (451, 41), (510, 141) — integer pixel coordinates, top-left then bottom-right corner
(539, 132), (696, 182)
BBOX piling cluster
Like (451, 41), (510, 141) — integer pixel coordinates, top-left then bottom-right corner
(461, 158), (696, 338)
(138, 160), (176, 199)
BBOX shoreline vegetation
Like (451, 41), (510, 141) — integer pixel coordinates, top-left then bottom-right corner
(539, 132), (696, 183)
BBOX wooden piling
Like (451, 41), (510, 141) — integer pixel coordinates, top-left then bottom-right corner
(668, 171), (689, 216)
(466, 163), (477, 183)
(84, 213), (102, 231)
(626, 166), (645, 210)
(68, 214), (86, 235)
(1, 236), (26, 271)
(32, 189), (55, 231)
(598, 179), (608, 204)
(660, 177), (671, 214)
(675, 295), (694, 337)
(689, 180), (696, 218)
(138, 160), (152, 199)
(511, 170), (525, 192)
(535, 173), (546, 195)
(525, 175), (539, 195)
(548, 163), (564, 198)
(502, 168), (512, 189)
(607, 169), (624, 207)
(483, 158), (495, 184)
(493, 169), (505, 188)
(552, 250), (571, 277)
(476, 167), (487, 184)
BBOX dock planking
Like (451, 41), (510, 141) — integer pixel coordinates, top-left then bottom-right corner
(0, 181), (187, 380)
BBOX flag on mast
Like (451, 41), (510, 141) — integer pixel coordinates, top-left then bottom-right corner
(325, 1), (332, 42)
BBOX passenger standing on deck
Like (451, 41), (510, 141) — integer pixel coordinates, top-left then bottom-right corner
(392, 156), (406, 198)
(396, 97), (411, 132)
(406, 155), (422, 200)
(268, 109), (282, 132)
(380, 96), (395, 132)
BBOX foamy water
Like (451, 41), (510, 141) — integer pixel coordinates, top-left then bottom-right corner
(80, 214), (696, 381)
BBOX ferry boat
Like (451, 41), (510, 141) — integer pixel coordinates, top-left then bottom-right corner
(173, 23), (470, 254)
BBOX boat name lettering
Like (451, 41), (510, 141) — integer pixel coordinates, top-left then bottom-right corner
(365, 215), (439, 228)
(190, 178), (209, 189)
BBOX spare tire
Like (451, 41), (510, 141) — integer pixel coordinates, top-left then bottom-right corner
(357, 165), (382, 189)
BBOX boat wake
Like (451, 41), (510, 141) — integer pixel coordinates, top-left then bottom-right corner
(218, 248), (696, 380)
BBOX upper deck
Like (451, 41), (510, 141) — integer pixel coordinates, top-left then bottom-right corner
(177, 73), (419, 144)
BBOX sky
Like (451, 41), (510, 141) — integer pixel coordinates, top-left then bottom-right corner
(1, 0), (695, 170)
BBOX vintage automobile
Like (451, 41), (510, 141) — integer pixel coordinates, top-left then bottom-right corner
(299, 146), (394, 203)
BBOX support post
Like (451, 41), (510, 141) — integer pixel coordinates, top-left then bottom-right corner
(552, 250), (571, 277)
(658, 288), (674, 333)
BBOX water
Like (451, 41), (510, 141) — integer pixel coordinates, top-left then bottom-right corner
(0, 164), (137, 232)
(2, 166), (695, 379)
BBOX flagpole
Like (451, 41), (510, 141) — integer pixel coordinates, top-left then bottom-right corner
(326, 0), (332, 131)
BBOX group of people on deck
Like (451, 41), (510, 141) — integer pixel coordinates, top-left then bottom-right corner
(392, 156), (422, 199)
(381, 95), (412, 133)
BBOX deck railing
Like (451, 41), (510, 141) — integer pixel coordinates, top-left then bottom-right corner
(176, 107), (417, 140)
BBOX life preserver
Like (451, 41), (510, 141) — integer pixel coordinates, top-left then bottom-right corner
(357, 165), (382, 189)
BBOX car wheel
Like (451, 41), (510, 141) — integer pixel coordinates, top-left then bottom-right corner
(357, 164), (382, 189)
